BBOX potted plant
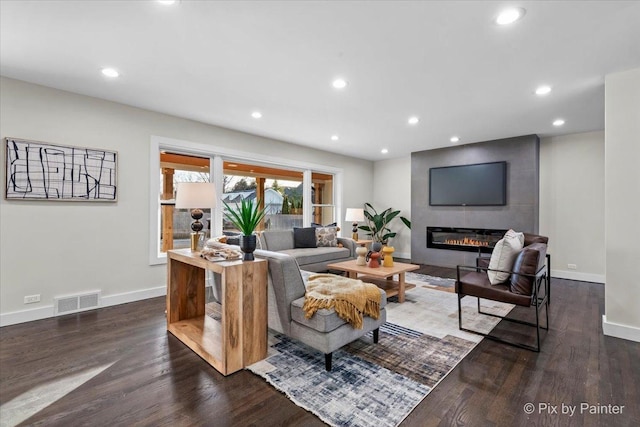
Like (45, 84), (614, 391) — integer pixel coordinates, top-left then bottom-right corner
(359, 203), (411, 252)
(223, 198), (267, 261)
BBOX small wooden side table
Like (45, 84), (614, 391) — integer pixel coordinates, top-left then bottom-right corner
(166, 249), (268, 376)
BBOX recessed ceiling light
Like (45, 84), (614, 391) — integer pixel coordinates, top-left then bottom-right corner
(495, 8), (526, 25)
(535, 85), (552, 96)
(408, 116), (419, 125)
(381, 148), (389, 154)
(101, 68), (119, 78)
(331, 135), (339, 141)
(251, 111), (262, 119)
(158, 0), (176, 5)
(553, 119), (565, 126)
(332, 78), (347, 89)
(450, 136), (460, 143)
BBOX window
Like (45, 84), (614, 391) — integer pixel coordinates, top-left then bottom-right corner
(150, 136), (343, 265)
(159, 152), (211, 252)
(311, 172), (335, 226)
(222, 161), (305, 233)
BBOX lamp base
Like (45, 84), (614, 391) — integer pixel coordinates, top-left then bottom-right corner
(190, 232), (201, 252)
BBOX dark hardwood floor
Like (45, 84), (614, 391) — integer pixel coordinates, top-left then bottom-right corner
(1, 267), (638, 427)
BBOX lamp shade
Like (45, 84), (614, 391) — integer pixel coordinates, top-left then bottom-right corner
(175, 182), (216, 209)
(345, 208), (365, 222)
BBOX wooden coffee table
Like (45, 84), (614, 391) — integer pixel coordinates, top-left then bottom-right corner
(326, 259), (420, 303)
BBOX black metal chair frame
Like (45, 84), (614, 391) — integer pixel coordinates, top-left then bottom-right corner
(456, 263), (550, 352)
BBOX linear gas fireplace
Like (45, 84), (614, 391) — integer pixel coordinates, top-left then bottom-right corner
(426, 227), (507, 253)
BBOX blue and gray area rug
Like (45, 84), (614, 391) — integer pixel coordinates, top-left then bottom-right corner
(248, 285), (513, 427)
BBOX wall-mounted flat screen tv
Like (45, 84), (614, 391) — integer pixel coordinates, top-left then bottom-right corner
(429, 161), (507, 206)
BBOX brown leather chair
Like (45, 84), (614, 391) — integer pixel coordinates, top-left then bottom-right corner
(456, 233), (550, 351)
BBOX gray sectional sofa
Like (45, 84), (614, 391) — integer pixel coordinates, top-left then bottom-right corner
(258, 229), (357, 272)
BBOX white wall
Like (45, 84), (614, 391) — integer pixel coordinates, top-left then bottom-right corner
(603, 67), (640, 342)
(0, 77), (373, 325)
(373, 156), (411, 258)
(539, 131), (605, 282)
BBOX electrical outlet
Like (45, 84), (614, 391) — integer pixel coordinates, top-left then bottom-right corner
(568, 264), (577, 270)
(24, 294), (40, 304)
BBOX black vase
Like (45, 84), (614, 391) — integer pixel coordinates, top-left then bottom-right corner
(239, 234), (257, 261)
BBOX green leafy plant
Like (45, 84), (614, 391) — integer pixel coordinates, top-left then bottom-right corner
(358, 202), (411, 244)
(223, 198), (267, 236)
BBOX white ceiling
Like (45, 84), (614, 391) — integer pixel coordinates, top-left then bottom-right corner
(1, 1), (639, 161)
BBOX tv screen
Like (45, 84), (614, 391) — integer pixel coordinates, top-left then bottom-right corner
(429, 161), (507, 206)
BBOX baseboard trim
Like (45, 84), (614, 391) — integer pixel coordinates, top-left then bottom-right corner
(0, 305), (55, 327)
(602, 315), (640, 343)
(100, 285), (166, 308)
(551, 269), (605, 284)
(1, 285), (167, 327)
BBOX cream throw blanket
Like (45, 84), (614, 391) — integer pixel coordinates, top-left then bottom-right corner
(303, 274), (381, 329)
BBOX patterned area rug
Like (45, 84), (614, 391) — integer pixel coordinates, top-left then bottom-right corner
(248, 285), (513, 427)
(404, 272), (456, 289)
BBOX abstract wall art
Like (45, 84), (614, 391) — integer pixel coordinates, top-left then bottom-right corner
(4, 137), (118, 201)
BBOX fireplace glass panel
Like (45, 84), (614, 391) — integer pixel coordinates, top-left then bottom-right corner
(427, 227), (507, 253)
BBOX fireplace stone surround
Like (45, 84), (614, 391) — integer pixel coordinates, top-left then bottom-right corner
(411, 134), (540, 268)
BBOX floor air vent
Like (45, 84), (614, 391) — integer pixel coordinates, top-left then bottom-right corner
(54, 291), (101, 315)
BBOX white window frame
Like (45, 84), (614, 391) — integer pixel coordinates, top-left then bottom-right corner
(149, 135), (343, 265)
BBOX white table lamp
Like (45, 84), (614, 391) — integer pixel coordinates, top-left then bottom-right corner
(175, 182), (216, 251)
(345, 208), (365, 241)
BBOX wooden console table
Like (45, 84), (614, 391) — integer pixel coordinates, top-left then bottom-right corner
(166, 249), (268, 376)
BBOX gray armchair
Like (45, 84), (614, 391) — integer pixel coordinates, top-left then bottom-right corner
(253, 248), (386, 370)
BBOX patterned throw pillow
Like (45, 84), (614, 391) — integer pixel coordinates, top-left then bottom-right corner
(316, 227), (338, 247)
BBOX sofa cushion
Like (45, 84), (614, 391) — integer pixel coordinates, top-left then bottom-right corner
(293, 227), (318, 248)
(290, 288), (387, 333)
(280, 247), (351, 265)
(316, 226), (338, 247)
(510, 243), (546, 296)
(262, 230), (295, 251)
(291, 297), (347, 332)
(488, 230), (524, 285)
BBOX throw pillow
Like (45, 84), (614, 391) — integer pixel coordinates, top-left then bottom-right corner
(488, 230), (524, 285)
(504, 228), (525, 246)
(316, 226), (338, 247)
(311, 222), (338, 228)
(293, 227), (317, 248)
